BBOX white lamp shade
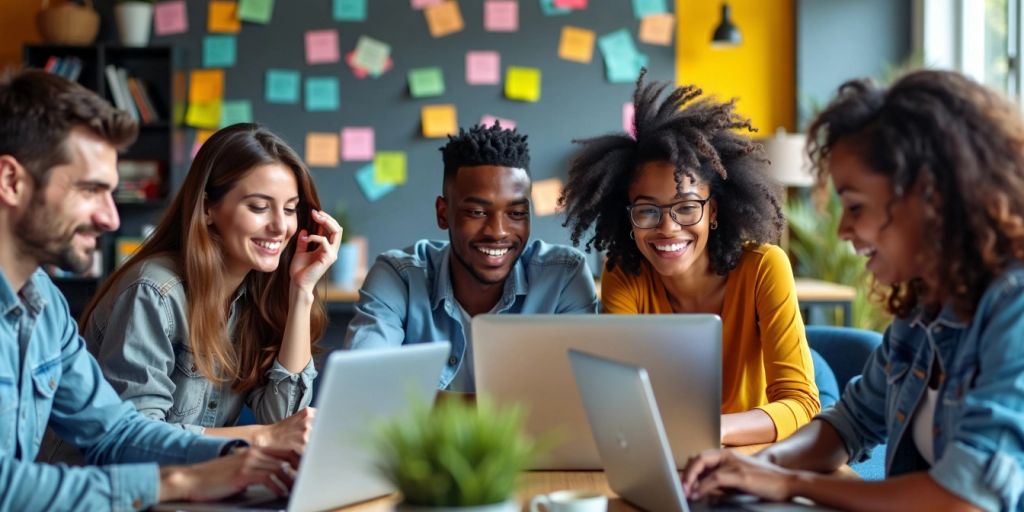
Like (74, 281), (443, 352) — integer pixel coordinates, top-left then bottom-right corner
(761, 131), (815, 187)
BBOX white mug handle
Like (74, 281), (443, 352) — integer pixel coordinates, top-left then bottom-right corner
(529, 494), (552, 512)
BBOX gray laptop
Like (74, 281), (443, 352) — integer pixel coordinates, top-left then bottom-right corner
(569, 349), (832, 512)
(154, 342), (450, 512)
(473, 314), (721, 470)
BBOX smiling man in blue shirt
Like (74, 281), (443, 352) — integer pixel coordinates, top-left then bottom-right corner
(343, 124), (599, 391)
(0, 70), (299, 510)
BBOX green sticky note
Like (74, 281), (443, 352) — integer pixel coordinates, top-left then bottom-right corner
(355, 163), (395, 202)
(265, 69), (300, 104)
(408, 67), (445, 98)
(374, 151), (407, 185)
(219, 100), (253, 128)
(238, 0), (274, 23)
(202, 35), (236, 68)
(305, 77), (340, 112)
(632, 0), (667, 18)
(353, 36), (391, 75)
(333, 0), (367, 21)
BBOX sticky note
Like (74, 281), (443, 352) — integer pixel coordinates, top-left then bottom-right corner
(341, 127), (375, 161)
(599, 29), (647, 83)
(305, 77), (340, 112)
(355, 163), (395, 202)
(538, 0), (569, 15)
(412, 0), (443, 8)
(333, 0), (367, 21)
(553, 0), (586, 8)
(466, 51), (500, 85)
(306, 132), (340, 167)
(480, 114), (516, 131)
(352, 36), (391, 75)
(623, 102), (635, 137)
(632, 0), (667, 18)
(346, 51), (393, 79)
(638, 13), (675, 46)
(219, 100), (253, 128)
(238, 0), (273, 23)
(208, 1), (241, 33)
(305, 29), (340, 65)
(558, 26), (595, 63)
(189, 69), (224, 103)
(185, 101), (221, 129)
(265, 69), (300, 104)
(606, 52), (648, 83)
(374, 151), (407, 185)
(421, 104), (457, 138)
(191, 129), (216, 159)
(531, 178), (563, 216)
(598, 28), (638, 62)
(154, 1), (188, 36)
(505, 66), (541, 102)
(425, 1), (464, 38)
(203, 35), (236, 68)
(408, 67), (445, 98)
(484, 0), (518, 32)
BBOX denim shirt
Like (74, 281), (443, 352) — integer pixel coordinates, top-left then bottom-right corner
(0, 268), (230, 511)
(818, 264), (1024, 511)
(342, 240), (599, 390)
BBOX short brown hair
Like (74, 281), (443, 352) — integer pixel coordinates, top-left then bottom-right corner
(0, 69), (138, 185)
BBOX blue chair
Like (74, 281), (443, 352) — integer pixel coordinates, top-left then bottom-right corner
(807, 325), (886, 480)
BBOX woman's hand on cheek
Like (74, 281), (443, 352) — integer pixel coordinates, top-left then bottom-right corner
(289, 209), (343, 292)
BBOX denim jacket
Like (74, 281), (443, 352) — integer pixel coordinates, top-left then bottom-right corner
(0, 269), (231, 511)
(818, 264), (1024, 511)
(342, 240), (599, 390)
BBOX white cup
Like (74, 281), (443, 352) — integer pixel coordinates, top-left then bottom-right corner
(529, 490), (608, 512)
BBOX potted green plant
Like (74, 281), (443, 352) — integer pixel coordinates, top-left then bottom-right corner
(114, 0), (153, 47)
(375, 397), (543, 511)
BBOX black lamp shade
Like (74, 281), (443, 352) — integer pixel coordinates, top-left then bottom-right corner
(712, 3), (742, 46)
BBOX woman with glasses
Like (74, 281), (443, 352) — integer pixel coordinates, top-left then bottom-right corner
(559, 71), (818, 445)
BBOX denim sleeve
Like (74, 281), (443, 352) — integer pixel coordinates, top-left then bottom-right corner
(928, 287), (1024, 511)
(342, 258), (409, 349)
(554, 254), (599, 314)
(246, 358), (317, 423)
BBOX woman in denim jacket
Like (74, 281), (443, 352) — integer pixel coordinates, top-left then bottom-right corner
(682, 70), (1024, 511)
(49, 124), (341, 459)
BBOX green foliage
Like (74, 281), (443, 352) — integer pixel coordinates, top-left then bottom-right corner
(375, 397), (542, 507)
(332, 202), (352, 243)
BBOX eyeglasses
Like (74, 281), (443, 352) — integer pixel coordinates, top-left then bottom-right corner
(626, 198), (710, 229)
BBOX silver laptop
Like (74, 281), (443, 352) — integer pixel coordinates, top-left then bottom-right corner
(569, 350), (832, 512)
(472, 314), (721, 470)
(155, 342), (450, 512)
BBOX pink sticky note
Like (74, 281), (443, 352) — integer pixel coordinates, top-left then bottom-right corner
(345, 51), (394, 79)
(484, 0), (518, 32)
(481, 115), (516, 131)
(305, 29), (340, 64)
(411, 0), (443, 8)
(154, 1), (188, 36)
(623, 102), (635, 138)
(554, 0), (587, 7)
(466, 51), (500, 85)
(341, 127), (375, 161)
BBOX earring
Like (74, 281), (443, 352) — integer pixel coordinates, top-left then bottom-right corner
(629, 230), (635, 240)
(710, 220), (718, 230)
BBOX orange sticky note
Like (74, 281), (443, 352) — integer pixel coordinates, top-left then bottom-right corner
(505, 66), (541, 102)
(421, 104), (457, 138)
(424, 1), (464, 38)
(189, 69), (224, 103)
(306, 132), (340, 167)
(638, 13), (675, 46)
(531, 178), (564, 216)
(208, 1), (241, 33)
(558, 26), (595, 63)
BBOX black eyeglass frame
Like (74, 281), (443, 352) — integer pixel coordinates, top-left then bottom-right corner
(625, 197), (712, 229)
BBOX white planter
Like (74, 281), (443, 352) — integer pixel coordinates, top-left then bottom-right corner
(115, 2), (153, 47)
(395, 499), (519, 512)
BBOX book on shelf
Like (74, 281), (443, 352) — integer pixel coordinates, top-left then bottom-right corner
(116, 159), (163, 202)
(42, 56), (83, 82)
(103, 64), (163, 124)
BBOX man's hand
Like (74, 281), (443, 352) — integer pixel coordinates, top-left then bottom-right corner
(158, 447), (301, 502)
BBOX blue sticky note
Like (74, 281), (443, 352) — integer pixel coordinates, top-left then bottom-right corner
(606, 52), (648, 83)
(333, 0), (367, 21)
(219, 100), (253, 128)
(632, 0), (668, 18)
(539, 0), (570, 15)
(598, 28), (638, 61)
(265, 69), (300, 104)
(305, 77), (340, 112)
(355, 163), (396, 202)
(203, 35), (236, 68)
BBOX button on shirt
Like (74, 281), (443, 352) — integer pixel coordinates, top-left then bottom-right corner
(343, 239), (599, 391)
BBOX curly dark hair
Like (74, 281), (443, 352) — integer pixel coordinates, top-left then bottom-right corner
(558, 70), (784, 276)
(439, 122), (530, 193)
(807, 69), (1024, 321)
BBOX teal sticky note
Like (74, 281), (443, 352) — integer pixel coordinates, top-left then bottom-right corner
(539, 0), (570, 15)
(333, 0), (367, 21)
(238, 0), (274, 23)
(598, 28), (638, 62)
(606, 52), (648, 83)
(203, 35), (236, 68)
(632, 0), (667, 18)
(305, 77), (340, 112)
(219, 100), (253, 128)
(355, 163), (396, 202)
(265, 69), (300, 104)
(408, 67), (445, 98)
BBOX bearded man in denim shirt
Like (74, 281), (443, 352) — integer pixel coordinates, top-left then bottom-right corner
(343, 124), (599, 391)
(0, 70), (298, 510)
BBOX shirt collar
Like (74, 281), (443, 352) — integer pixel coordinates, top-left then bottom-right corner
(0, 269), (46, 317)
(910, 302), (968, 330)
(432, 244), (530, 311)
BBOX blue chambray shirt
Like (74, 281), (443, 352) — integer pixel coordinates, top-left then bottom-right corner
(818, 264), (1024, 511)
(0, 269), (231, 511)
(342, 239), (599, 390)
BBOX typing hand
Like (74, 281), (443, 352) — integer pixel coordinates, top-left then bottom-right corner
(681, 449), (797, 502)
(159, 447), (300, 502)
(255, 407), (316, 453)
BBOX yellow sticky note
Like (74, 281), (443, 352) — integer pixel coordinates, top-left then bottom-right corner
(306, 132), (340, 167)
(425, 1), (464, 38)
(185, 101), (222, 129)
(189, 69), (224, 103)
(421, 104), (457, 138)
(208, 1), (241, 33)
(505, 66), (541, 102)
(638, 13), (675, 46)
(531, 178), (564, 217)
(374, 151), (407, 185)
(558, 26), (595, 63)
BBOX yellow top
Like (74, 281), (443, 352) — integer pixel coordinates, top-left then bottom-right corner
(601, 244), (820, 440)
